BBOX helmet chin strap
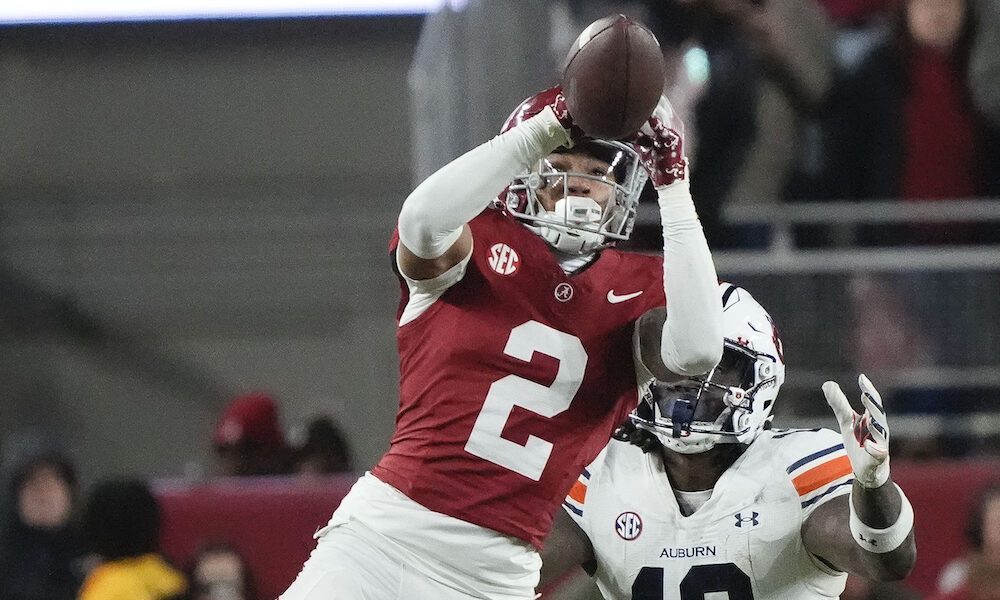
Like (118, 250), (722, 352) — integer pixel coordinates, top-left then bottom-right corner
(670, 395), (697, 439)
(537, 196), (606, 254)
(633, 389), (745, 455)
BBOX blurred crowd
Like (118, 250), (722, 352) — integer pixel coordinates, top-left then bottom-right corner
(414, 0), (1000, 249)
(635, 0), (1000, 248)
(211, 392), (353, 478)
(0, 392), (353, 600)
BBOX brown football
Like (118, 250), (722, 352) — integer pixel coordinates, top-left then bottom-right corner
(561, 14), (665, 139)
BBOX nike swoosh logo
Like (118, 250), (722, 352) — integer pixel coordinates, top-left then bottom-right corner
(607, 290), (643, 304)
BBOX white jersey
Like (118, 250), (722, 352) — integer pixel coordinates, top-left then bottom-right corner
(563, 428), (854, 600)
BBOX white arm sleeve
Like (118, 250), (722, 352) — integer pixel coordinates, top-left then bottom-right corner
(397, 106), (571, 259)
(657, 179), (724, 376)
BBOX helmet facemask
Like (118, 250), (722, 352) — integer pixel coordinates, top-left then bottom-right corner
(505, 139), (647, 255)
(626, 283), (786, 455)
(630, 339), (781, 454)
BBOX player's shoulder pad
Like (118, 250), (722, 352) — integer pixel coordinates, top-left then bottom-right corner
(613, 248), (664, 274)
(600, 438), (650, 480)
(564, 439), (654, 523)
(563, 444), (615, 519)
(762, 427), (845, 465)
(763, 428), (854, 510)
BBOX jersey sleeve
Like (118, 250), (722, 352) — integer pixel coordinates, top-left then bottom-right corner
(561, 446), (609, 534)
(776, 428), (854, 520)
(394, 241), (473, 326)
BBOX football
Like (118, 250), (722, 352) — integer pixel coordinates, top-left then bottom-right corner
(561, 14), (666, 140)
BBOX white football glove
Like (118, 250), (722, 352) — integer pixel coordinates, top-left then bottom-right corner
(822, 374), (890, 489)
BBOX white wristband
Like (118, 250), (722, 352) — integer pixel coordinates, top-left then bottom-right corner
(849, 484), (914, 554)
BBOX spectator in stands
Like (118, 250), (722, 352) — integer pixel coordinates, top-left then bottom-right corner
(291, 416), (353, 476)
(822, 0), (1000, 244)
(969, 0), (1000, 128)
(645, 0), (836, 248)
(929, 483), (1000, 600)
(212, 392), (292, 477)
(77, 479), (186, 600)
(968, 0), (1000, 194)
(0, 428), (84, 600)
(817, 0), (999, 413)
(186, 542), (255, 600)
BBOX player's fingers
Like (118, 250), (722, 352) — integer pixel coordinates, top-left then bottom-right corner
(858, 374), (887, 420)
(822, 381), (855, 430)
(858, 374), (889, 446)
(656, 95), (682, 125)
(864, 437), (889, 459)
(654, 94), (674, 118)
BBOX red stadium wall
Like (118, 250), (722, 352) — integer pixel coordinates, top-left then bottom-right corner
(891, 461), (1000, 594)
(156, 474), (358, 600)
(155, 461), (1000, 598)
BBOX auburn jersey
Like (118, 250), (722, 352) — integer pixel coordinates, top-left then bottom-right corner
(564, 429), (854, 599)
(374, 208), (665, 549)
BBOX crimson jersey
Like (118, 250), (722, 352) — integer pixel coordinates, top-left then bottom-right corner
(373, 208), (665, 549)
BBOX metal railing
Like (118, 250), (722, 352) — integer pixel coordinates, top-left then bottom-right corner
(638, 198), (1000, 450)
(636, 198), (1000, 272)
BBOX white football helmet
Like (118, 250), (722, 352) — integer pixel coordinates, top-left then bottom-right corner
(630, 283), (786, 453)
(500, 88), (648, 255)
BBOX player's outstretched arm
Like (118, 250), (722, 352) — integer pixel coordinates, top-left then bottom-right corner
(628, 96), (723, 379)
(538, 508), (595, 589)
(396, 89), (573, 281)
(801, 375), (916, 581)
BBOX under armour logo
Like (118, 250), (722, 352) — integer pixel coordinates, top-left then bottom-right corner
(734, 512), (759, 528)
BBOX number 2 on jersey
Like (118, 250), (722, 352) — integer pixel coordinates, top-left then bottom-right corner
(633, 564), (754, 600)
(464, 321), (588, 481)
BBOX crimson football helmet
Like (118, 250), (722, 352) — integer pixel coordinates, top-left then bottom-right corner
(500, 87), (647, 255)
(630, 283), (786, 453)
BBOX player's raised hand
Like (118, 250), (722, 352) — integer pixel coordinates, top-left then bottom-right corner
(822, 374), (890, 489)
(625, 95), (688, 188)
(502, 85), (577, 138)
(545, 87), (574, 132)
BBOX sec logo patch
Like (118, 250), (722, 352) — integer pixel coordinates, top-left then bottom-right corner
(487, 243), (519, 275)
(615, 511), (642, 540)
